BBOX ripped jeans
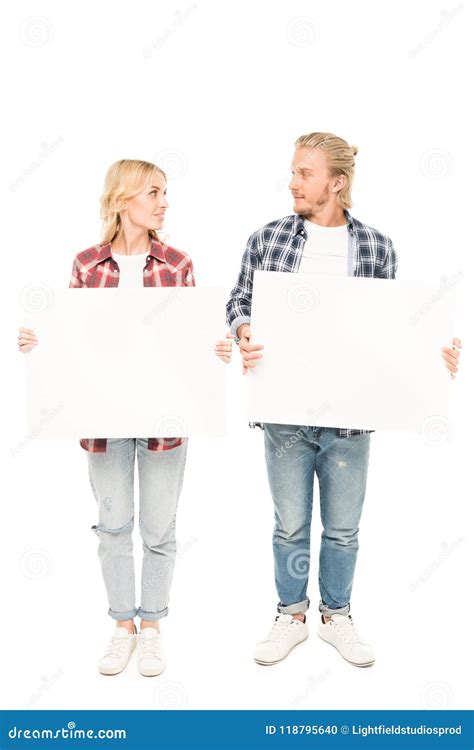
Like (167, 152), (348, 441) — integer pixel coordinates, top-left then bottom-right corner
(87, 438), (188, 622)
(263, 424), (370, 619)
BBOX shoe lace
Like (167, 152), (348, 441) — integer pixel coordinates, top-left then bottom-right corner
(266, 618), (297, 643)
(104, 633), (128, 658)
(331, 616), (361, 646)
(139, 633), (161, 658)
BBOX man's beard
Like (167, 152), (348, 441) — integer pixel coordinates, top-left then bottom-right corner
(294, 186), (330, 215)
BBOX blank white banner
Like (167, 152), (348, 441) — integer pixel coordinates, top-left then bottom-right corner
(24, 287), (228, 439)
(247, 271), (455, 432)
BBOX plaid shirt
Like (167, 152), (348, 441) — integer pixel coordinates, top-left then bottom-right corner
(225, 210), (398, 437)
(69, 237), (195, 452)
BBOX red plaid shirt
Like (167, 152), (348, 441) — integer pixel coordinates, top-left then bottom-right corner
(69, 237), (195, 453)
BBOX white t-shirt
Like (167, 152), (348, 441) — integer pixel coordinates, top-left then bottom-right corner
(298, 219), (349, 276)
(112, 252), (148, 287)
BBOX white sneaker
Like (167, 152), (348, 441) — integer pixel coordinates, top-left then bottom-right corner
(98, 625), (136, 675)
(254, 614), (309, 665)
(136, 627), (166, 676)
(318, 613), (375, 666)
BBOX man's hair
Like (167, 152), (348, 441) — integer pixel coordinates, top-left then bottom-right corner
(294, 132), (358, 209)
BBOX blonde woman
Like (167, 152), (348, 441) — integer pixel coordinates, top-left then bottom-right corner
(18, 159), (232, 677)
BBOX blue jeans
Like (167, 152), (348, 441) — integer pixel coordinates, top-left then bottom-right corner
(87, 438), (187, 621)
(263, 424), (370, 618)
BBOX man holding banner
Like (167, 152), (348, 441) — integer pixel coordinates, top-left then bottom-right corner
(226, 132), (461, 668)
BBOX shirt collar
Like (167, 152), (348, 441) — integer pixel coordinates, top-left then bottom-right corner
(95, 237), (167, 264)
(292, 209), (354, 236)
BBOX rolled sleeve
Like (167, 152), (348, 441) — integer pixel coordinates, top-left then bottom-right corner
(225, 230), (262, 339)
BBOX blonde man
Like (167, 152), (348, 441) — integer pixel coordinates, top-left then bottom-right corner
(226, 133), (461, 667)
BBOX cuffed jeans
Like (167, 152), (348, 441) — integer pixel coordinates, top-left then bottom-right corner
(263, 424), (370, 618)
(87, 438), (187, 622)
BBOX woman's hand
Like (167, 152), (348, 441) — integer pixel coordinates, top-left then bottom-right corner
(442, 336), (462, 379)
(214, 332), (233, 363)
(18, 326), (38, 353)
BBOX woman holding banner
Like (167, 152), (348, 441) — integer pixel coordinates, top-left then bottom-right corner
(18, 159), (232, 677)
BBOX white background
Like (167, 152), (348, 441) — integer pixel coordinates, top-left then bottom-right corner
(2, 0), (473, 711)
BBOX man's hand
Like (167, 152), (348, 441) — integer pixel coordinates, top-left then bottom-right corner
(442, 336), (462, 379)
(237, 323), (264, 375)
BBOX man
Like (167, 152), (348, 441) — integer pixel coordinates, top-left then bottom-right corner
(225, 132), (461, 667)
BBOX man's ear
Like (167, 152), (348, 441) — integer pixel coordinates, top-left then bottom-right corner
(332, 174), (346, 194)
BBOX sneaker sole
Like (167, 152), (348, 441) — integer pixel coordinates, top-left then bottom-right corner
(98, 665), (129, 676)
(137, 663), (166, 677)
(254, 633), (309, 666)
(318, 633), (375, 667)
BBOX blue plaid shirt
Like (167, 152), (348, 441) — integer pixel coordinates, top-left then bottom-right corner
(225, 209), (398, 437)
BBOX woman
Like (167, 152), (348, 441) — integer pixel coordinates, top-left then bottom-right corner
(18, 159), (232, 677)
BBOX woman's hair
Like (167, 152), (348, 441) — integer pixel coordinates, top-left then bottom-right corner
(294, 132), (358, 209)
(100, 159), (167, 243)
